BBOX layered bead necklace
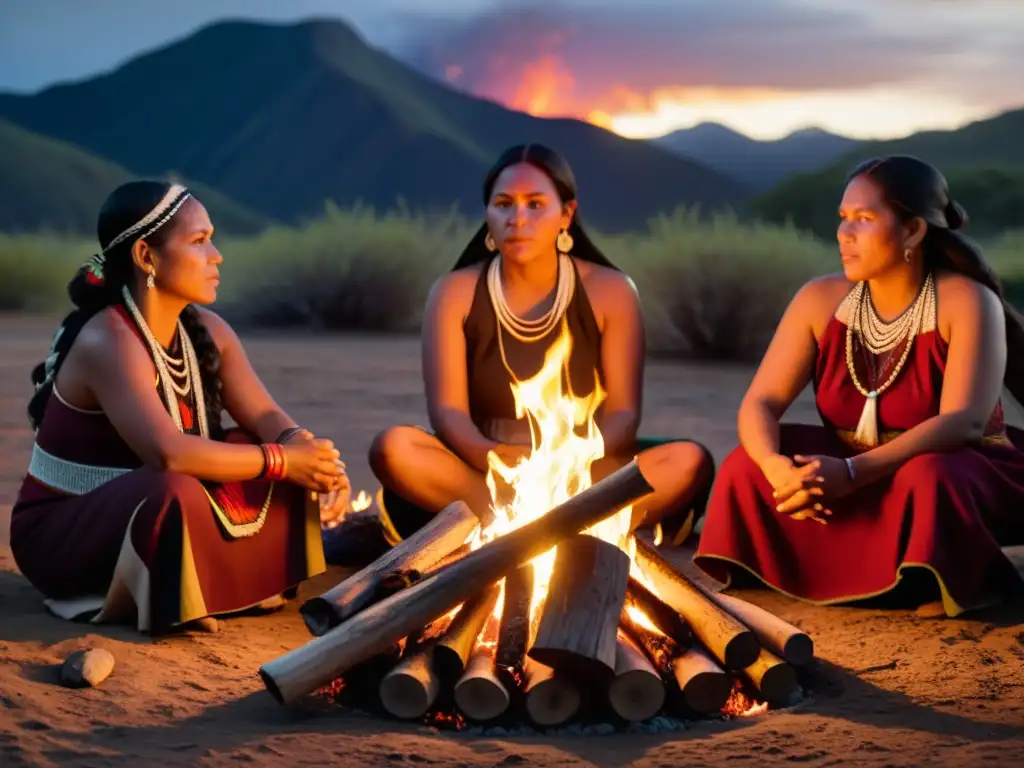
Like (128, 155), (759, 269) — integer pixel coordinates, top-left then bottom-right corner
(487, 252), (576, 378)
(844, 272), (936, 447)
(122, 285), (209, 438)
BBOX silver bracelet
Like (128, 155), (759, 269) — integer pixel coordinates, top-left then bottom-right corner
(844, 457), (856, 480)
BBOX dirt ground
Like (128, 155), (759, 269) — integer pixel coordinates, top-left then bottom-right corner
(1, 313), (1022, 768)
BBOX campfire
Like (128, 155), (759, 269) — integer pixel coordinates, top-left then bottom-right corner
(259, 325), (813, 729)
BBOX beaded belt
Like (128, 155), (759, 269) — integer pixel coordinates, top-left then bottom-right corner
(28, 443), (132, 496)
(836, 428), (1013, 452)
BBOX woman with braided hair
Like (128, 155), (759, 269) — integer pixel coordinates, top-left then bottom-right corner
(695, 156), (1024, 617)
(11, 181), (347, 634)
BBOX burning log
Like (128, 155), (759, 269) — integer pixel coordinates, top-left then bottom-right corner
(633, 538), (759, 671)
(434, 585), (501, 683)
(742, 647), (799, 704)
(259, 460), (654, 706)
(523, 657), (581, 726)
(669, 646), (733, 714)
(454, 635), (510, 722)
(608, 631), (665, 722)
(705, 591), (814, 667)
(378, 640), (440, 720)
(528, 535), (630, 678)
(619, 603), (730, 715)
(301, 500), (479, 636)
(624, 576), (695, 649)
(495, 567), (534, 690)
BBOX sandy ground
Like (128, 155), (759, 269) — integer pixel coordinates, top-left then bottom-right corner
(1, 313), (1022, 768)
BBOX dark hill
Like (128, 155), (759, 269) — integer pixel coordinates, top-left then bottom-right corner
(0, 18), (748, 232)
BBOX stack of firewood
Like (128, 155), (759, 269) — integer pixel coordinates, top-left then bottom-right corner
(258, 463), (813, 726)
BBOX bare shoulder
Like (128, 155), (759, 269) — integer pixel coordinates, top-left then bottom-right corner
(935, 270), (1003, 328)
(427, 263), (485, 317)
(194, 305), (238, 350)
(576, 260), (640, 312)
(75, 306), (141, 362)
(794, 273), (853, 310)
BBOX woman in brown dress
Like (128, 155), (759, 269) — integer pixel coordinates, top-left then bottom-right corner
(694, 156), (1024, 617)
(324, 144), (714, 566)
(11, 181), (349, 634)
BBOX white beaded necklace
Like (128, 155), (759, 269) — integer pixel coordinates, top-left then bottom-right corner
(122, 286), (209, 438)
(486, 252), (576, 381)
(844, 272), (935, 447)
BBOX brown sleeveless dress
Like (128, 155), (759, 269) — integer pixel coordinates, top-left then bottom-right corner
(372, 256), (711, 543)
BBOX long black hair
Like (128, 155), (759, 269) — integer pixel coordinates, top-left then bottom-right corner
(28, 180), (224, 437)
(452, 143), (618, 271)
(848, 155), (1024, 404)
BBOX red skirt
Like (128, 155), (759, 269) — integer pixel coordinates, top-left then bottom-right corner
(694, 425), (1024, 616)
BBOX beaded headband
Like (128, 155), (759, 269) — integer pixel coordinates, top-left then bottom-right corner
(85, 184), (192, 286)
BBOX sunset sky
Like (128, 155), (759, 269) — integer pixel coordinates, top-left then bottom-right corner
(1, 0), (1022, 140)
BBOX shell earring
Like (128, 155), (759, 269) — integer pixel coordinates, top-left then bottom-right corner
(484, 232), (497, 252)
(146, 272), (156, 290)
(556, 229), (574, 254)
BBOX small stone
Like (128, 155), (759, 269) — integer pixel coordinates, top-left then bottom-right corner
(589, 723), (615, 736)
(60, 649), (115, 688)
(484, 726), (508, 738)
(465, 727), (484, 737)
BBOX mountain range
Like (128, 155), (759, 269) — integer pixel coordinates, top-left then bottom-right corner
(0, 17), (1020, 238)
(753, 108), (1024, 237)
(655, 123), (862, 191)
(0, 18), (744, 235)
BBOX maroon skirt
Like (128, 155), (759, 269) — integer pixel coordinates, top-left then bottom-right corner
(694, 424), (1024, 616)
(11, 431), (325, 632)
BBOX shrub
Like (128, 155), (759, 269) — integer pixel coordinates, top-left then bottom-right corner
(0, 232), (83, 312)
(625, 209), (832, 360)
(215, 202), (472, 331)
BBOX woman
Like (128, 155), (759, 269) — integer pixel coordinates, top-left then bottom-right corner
(11, 180), (349, 634)
(694, 155), (1024, 617)
(325, 144), (714, 566)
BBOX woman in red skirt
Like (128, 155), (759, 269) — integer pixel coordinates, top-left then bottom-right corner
(11, 181), (349, 634)
(694, 156), (1024, 617)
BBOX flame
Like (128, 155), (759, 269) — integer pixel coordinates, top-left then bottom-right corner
(351, 490), (372, 512)
(721, 679), (770, 718)
(470, 322), (634, 625)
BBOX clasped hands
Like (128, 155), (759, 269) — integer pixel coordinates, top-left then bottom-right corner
(280, 428), (351, 526)
(760, 453), (856, 525)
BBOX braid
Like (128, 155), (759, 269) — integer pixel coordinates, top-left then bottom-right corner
(180, 306), (225, 440)
(26, 180), (191, 431)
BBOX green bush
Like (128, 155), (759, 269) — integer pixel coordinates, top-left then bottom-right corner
(0, 232), (84, 311)
(215, 202), (473, 331)
(620, 209), (833, 360)
(1, 206), (1019, 362)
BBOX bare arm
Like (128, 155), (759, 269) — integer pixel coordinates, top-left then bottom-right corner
(75, 313), (267, 482)
(197, 308), (298, 442)
(737, 281), (824, 470)
(850, 277), (1006, 484)
(422, 272), (497, 473)
(595, 273), (644, 456)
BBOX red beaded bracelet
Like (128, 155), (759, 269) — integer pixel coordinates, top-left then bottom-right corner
(259, 443), (287, 481)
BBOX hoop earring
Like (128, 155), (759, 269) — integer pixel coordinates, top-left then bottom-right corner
(903, 248), (912, 264)
(146, 272), (156, 290)
(484, 232), (497, 252)
(556, 229), (574, 254)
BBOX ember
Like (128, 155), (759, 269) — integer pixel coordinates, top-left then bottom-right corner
(721, 679), (771, 719)
(262, 324), (815, 730)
